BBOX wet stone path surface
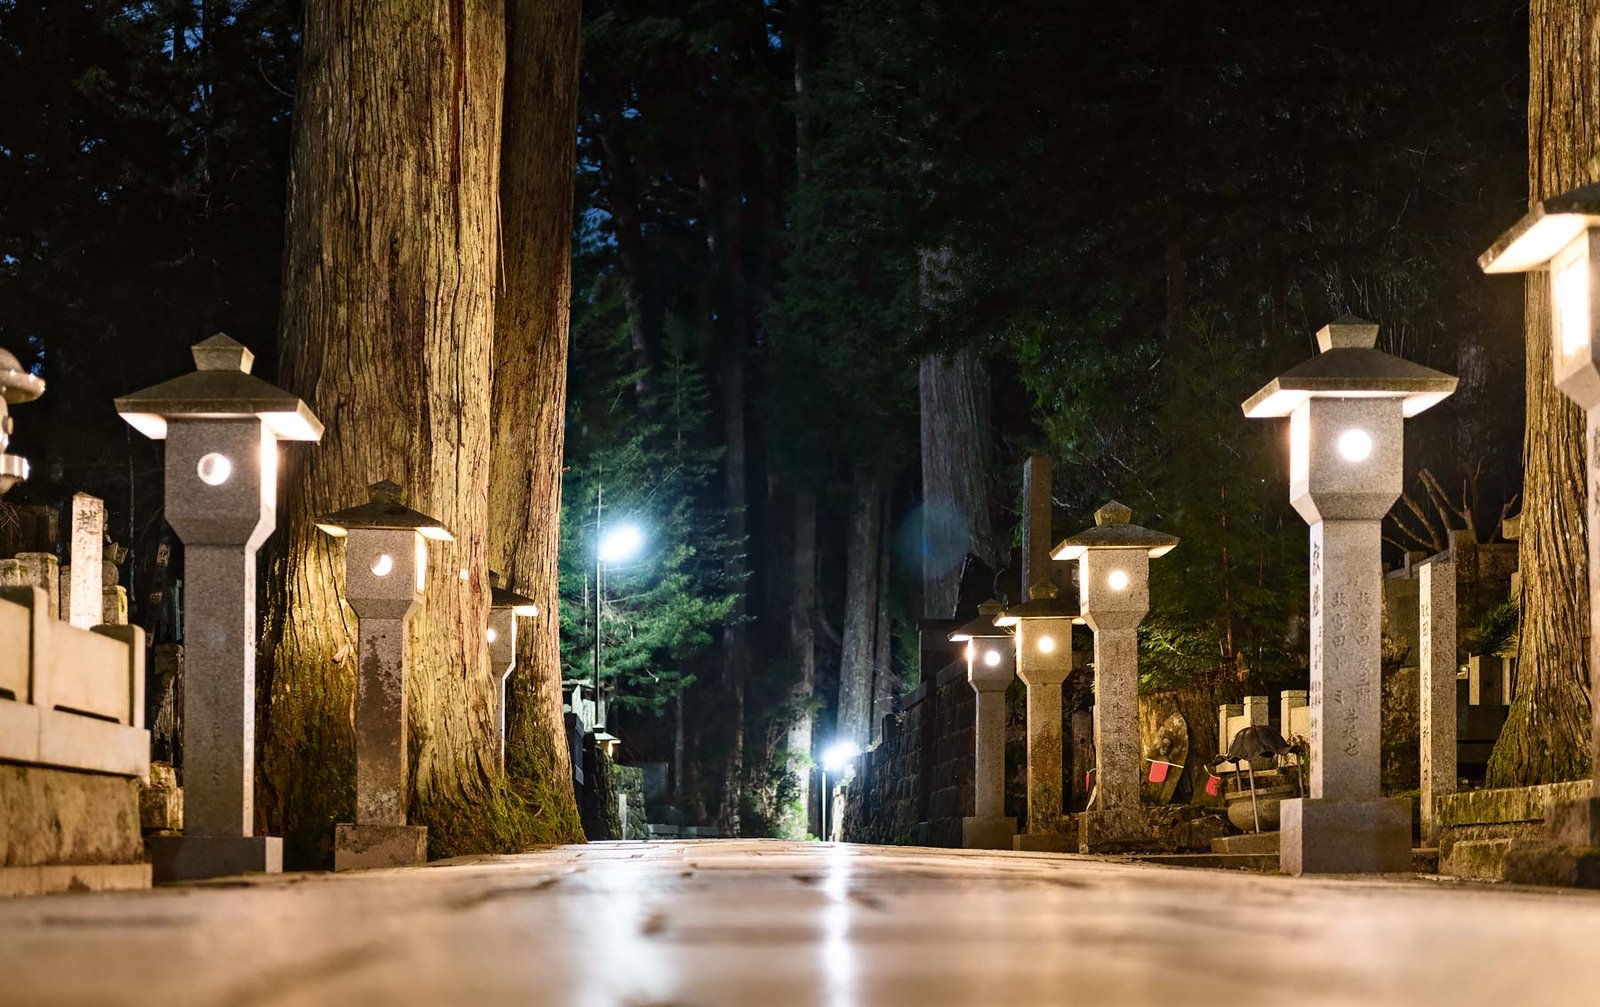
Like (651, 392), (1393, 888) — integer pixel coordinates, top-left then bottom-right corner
(0, 840), (1595, 1006)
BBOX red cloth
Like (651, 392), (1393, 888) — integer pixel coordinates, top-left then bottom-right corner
(1148, 761), (1170, 784)
(1204, 773), (1222, 797)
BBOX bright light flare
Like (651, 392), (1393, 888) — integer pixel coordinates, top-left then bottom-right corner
(1337, 428), (1374, 463)
(1107, 570), (1130, 592)
(196, 452), (232, 486)
(821, 740), (861, 773)
(598, 523), (646, 564)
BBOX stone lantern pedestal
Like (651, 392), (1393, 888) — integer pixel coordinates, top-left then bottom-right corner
(318, 482), (452, 871)
(996, 585), (1080, 853)
(1245, 317), (1455, 874)
(1054, 501), (1178, 853)
(117, 334), (324, 881)
(950, 602), (1016, 850)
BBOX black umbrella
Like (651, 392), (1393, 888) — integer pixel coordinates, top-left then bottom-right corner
(1222, 725), (1295, 833)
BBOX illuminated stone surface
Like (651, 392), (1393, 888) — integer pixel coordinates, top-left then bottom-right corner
(0, 840), (1597, 1003)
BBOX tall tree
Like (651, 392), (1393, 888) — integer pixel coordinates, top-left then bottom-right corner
(263, 0), (532, 865)
(1487, 0), (1594, 786)
(488, 0), (586, 837)
(836, 470), (882, 746)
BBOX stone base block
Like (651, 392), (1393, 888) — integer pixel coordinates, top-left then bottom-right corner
(1211, 831), (1280, 855)
(1546, 797), (1600, 848)
(1502, 841), (1600, 889)
(1013, 832), (1074, 853)
(1078, 809), (1149, 854)
(0, 862), (151, 897)
(1445, 838), (1512, 881)
(961, 816), (1017, 850)
(1280, 797), (1411, 875)
(138, 783), (183, 833)
(334, 823), (427, 872)
(148, 835), (282, 883)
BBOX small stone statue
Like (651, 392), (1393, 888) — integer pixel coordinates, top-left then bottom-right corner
(0, 346), (45, 496)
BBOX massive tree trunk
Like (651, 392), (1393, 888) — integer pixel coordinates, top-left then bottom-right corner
(782, 488), (817, 838)
(838, 469), (882, 747)
(919, 346), (999, 619)
(486, 0), (584, 841)
(263, 0), (515, 867)
(1488, 0), (1595, 786)
(870, 490), (894, 743)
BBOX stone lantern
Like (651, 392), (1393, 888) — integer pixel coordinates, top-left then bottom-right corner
(994, 583), (1082, 852)
(1053, 501), (1177, 851)
(115, 333), (323, 880)
(316, 480), (452, 870)
(949, 601), (1016, 850)
(1243, 316), (1455, 874)
(0, 347), (45, 496)
(488, 573), (539, 771)
(1481, 184), (1600, 858)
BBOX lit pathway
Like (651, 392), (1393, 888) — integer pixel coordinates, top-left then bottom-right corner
(0, 840), (1595, 1005)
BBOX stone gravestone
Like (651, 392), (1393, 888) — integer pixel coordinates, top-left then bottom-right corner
(1418, 554), (1457, 846)
(67, 493), (104, 630)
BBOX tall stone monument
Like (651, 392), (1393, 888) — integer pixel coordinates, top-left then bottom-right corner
(1418, 554), (1456, 845)
(949, 601), (1016, 849)
(316, 481), (452, 870)
(1243, 316), (1455, 874)
(1053, 501), (1177, 851)
(117, 334), (323, 880)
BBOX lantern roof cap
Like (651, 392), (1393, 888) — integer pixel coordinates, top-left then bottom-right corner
(0, 347), (44, 404)
(1481, 180), (1600, 274)
(114, 333), (323, 441)
(994, 581), (1083, 626)
(1052, 501), (1179, 560)
(489, 571), (540, 616)
(315, 480), (454, 541)
(948, 600), (1013, 641)
(1241, 317), (1457, 419)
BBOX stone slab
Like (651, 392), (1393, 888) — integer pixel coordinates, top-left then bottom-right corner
(0, 764), (143, 867)
(1546, 796), (1600, 848)
(1446, 838), (1513, 881)
(335, 823), (428, 872)
(0, 862), (150, 897)
(148, 835), (282, 883)
(1125, 852), (1279, 872)
(961, 816), (1017, 851)
(1439, 780), (1591, 828)
(1211, 831), (1280, 855)
(1502, 842), (1600, 889)
(1013, 832), (1074, 853)
(139, 782), (183, 833)
(1078, 809), (1149, 854)
(1280, 797), (1412, 875)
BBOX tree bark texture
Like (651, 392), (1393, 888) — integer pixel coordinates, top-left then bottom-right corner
(919, 348), (999, 619)
(838, 469), (882, 748)
(870, 486), (894, 743)
(1488, 0), (1595, 786)
(488, 0), (584, 840)
(781, 488), (817, 838)
(263, 0), (515, 866)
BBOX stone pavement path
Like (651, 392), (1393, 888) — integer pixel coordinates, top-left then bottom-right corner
(0, 840), (1596, 1006)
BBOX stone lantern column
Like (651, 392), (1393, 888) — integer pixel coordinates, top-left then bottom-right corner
(1054, 501), (1177, 851)
(117, 334), (323, 881)
(1244, 317), (1456, 874)
(488, 576), (539, 772)
(0, 346), (45, 497)
(997, 584), (1080, 852)
(950, 601), (1016, 849)
(317, 481), (453, 871)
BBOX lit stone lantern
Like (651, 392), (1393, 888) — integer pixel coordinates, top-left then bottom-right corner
(949, 601), (1016, 849)
(115, 333), (323, 880)
(488, 573), (539, 771)
(0, 347), (45, 496)
(1244, 316), (1455, 874)
(316, 480), (452, 871)
(994, 583), (1082, 852)
(1481, 185), (1600, 849)
(1053, 501), (1177, 851)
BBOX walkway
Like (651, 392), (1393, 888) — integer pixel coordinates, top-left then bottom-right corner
(0, 840), (1594, 1005)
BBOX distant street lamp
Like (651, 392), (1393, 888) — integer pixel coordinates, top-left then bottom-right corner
(593, 514), (645, 733)
(949, 602), (1017, 849)
(1053, 501), (1177, 851)
(1243, 316), (1455, 875)
(0, 346), (44, 496)
(819, 739), (861, 842)
(1482, 185), (1600, 843)
(317, 480), (452, 871)
(487, 573), (540, 772)
(117, 333), (323, 881)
